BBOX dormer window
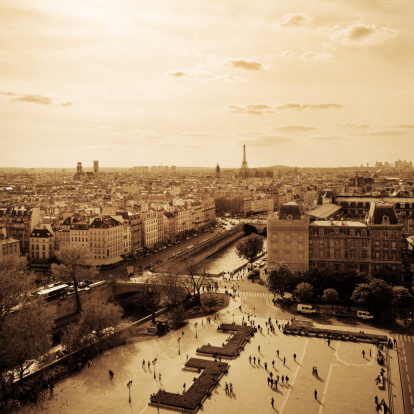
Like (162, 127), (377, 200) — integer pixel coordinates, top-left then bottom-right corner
(382, 215), (389, 224)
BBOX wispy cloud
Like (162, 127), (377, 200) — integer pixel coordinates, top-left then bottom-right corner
(330, 23), (397, 46)
(226, 58), (263, 71)
(300, 52), (333, 62)
(279, 51), (294, 59)
(166, 69), (240, 81)
(277, 103), (342, 111)
(248, 135), (294, 146)
(1, 91), (73, 106)
(228, 103), (274, 115)
(310, 135), (346, 141)
(279, 13), (311, 28)
(275, 125), (318, 132)
(11, 94), (53, 105)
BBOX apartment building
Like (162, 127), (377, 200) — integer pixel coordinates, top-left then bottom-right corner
(267, 202), (309, 273)
(89, 216), (124, 265)
(0, 228), (20, 262)
(140, 210), (158, 249)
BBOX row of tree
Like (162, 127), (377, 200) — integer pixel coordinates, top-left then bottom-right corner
(267, 262), (414, 317)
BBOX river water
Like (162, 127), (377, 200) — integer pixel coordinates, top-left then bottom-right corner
(203, 236), (267, 275)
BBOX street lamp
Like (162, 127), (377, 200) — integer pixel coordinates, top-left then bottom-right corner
(194, 322), (198, 338)
(127, 380), (133, 403)
(152, 358), (157, 379)
(177, 337), (181, 355)
(233, 313), (235, 323)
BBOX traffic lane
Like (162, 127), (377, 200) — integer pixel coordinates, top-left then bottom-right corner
(98, 227), (226, 280)
(399, 338), (414, 414)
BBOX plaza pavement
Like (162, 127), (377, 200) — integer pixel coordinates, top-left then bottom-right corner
(17, 293), (403, 414)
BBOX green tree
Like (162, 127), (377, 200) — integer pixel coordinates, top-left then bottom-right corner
(294, 282), (314, 303)
(180, 258), (208, 305)
(351, 278), (393, 315)
(52, 245), (95, 313)
(0, 299), (53, 380)
(159, 265), (187, 306)
(392, 286), (414, 318)
(267, 262), (294, 299)
(61, 297), (123, 352)
(0, 256), (35, 318)
(235, 234), (264, 270)
(322, 288), (339, 311)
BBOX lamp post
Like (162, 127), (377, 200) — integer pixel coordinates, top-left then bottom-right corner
(233, 313), (235, 323)
(152, 358), (157, 379)
(127, 380), (133, 403)
(194, 322), (198, 338)
(177, 337), (181, 355)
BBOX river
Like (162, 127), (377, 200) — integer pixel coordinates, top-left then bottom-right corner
(203, 235), (267, 275)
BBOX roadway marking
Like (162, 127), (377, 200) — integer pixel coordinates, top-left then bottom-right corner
(410, 396), (413, 405)
(317, 362), (343, 414)
(280, 338), (309, 414)
(405, 356), (407, 363)
(409, 384), (412, 393)
(408, 373), (411, 383)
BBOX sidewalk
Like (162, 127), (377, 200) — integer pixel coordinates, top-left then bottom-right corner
(16, 295), (402, 414)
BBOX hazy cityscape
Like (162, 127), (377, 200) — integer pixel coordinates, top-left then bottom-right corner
(1, 1), (414, 414)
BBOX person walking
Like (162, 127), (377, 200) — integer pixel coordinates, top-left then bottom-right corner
(272, 359), (275, 367)
(142, 359), (145, 367)
(264, 362), (268, 370)
(253, 356), (256, 364)
(282, 375), (284, 384)
(249, 355), (252, 363)
(109, 370), (114, 380)
(159, 373), (161, 381)
(362, 350), (365, 358)
(293, 353), (296, 362)
(258, 345), (261, 352)
(286, 375), (289, 385)
(229, 383), (233, 394)
(277, 349), (279, 357)
(314, 389), (317, 399)
(271, 397), (274, 408)
(148, 361), (151, 369)
(258, 357), (261, 365)
(327, 339), (330, 347)
(283, 357), (286, 365)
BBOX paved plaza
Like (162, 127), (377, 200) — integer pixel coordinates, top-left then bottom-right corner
(18, 293), (402, 414)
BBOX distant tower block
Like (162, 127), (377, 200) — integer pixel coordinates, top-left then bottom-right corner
(93, 161), (99, 175)
(215, 163), (221, 178)
(77, 162), (82, 173)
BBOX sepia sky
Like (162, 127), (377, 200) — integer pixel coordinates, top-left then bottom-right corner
(1, 0), (414, 169)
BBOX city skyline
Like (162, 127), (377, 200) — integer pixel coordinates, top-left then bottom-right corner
(1, 1), (414, 169)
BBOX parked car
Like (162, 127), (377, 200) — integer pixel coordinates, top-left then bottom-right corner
(297, 304), (317, 314)
(357, 310), (374, 319)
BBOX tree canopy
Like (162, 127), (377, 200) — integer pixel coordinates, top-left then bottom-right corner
(0, 256), (35, 318)
(235, 234), (264, 268)
(294, 282), (314, 303)
(61, 297), (123, 352)
(322, 288), (339, 311)
(351, 278), (393, 315)
(0, 299), (53, 380)
(266, 262), (294, 299)
(52, 245), (95, 312)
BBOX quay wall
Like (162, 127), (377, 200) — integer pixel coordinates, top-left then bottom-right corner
(155, 227), (245, 272)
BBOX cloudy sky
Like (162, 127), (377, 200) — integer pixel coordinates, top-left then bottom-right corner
(1, 0), (413, 169)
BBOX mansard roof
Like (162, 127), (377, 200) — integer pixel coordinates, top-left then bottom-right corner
(368, 202), (399, 225)
(279, 202), (301, 220)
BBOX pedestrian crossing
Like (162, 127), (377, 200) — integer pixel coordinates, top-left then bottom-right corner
(239, 291), (269, 298)
(395, 334), (414, 343)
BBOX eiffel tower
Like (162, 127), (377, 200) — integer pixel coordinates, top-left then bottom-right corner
(240, 144), (249, 177)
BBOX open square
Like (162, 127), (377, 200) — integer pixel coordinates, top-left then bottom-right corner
(17, 294), (395, 414)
